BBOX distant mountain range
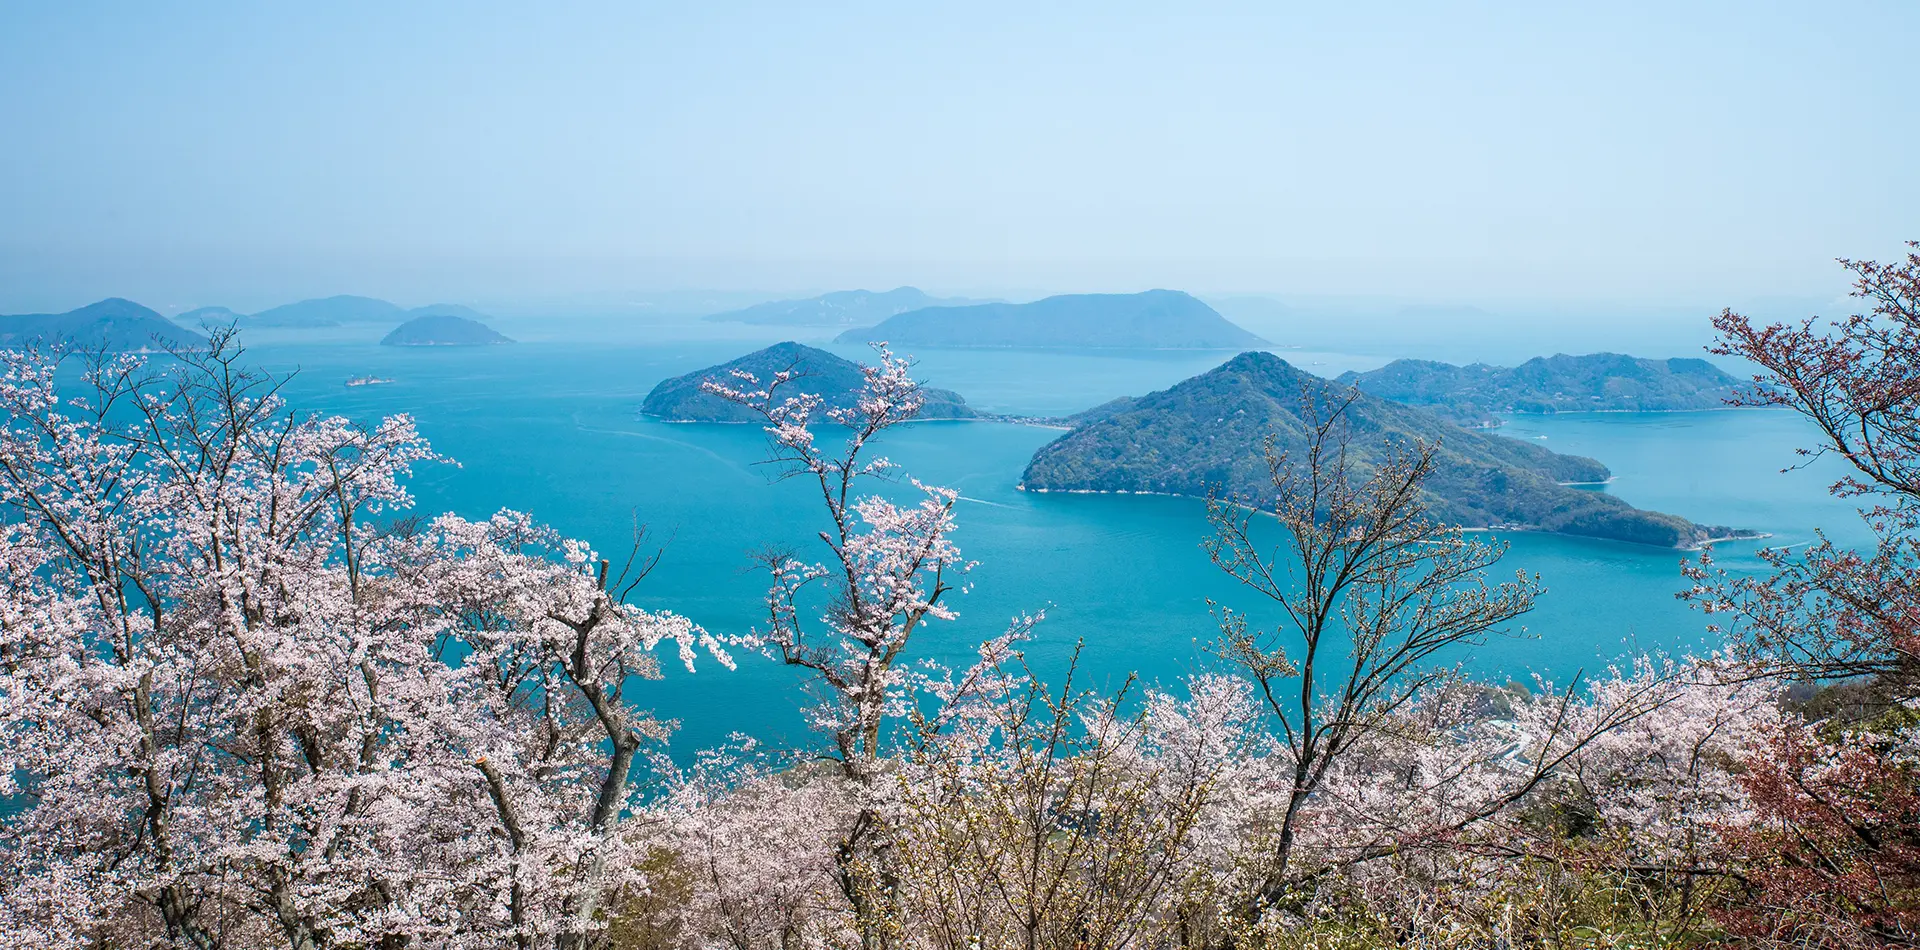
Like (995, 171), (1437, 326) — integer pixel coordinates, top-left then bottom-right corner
(641, 342), (981, 423)
(0, 298), (208, 351)
(247, 295), (409, 327)
(1022, 351), (1756, 548)
(835, 290), (1270, 350)
(380, 315), (513, 346)
(0, 295), (512, 349)
(702, 287), (988, 327)
(176, 306), (247, 324)
(1338, 353), (1747, 426)
(173, 296), (494, 329)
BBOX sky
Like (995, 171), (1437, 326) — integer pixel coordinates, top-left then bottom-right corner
(1, 1), (1915, 316)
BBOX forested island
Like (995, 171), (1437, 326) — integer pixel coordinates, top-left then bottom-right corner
(835, 289), (1269, 349)
(1024, 351), (1755, 547)
(642, 341), (982, 422)
(0, 297), (207, 351)
(250, 294), (409, 327)
(1338, 353), (1747, 426)
(701, 287), (983, 327)
(379, 314), (513, 346)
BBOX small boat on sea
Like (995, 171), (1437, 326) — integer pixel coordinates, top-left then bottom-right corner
(346, 376), (395, 387)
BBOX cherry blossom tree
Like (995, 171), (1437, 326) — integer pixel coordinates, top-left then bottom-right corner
(1700, 241), (1920, 697)
(0, 335), (448, 948)
(399, 511), (731, 949)
(703, 345), (1032, 948)
(1698, 242), (1920, 946)
(887, 648), (1255, 950)
(1721, 720), (1920, 947)
(0, 334), (725, 949)
(654, 745), (854, 949)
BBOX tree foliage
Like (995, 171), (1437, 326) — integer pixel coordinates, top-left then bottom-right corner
(0, 334), (728, 949)
(1695, 242), (1920, 947)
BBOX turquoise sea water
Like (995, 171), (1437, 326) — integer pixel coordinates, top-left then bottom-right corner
(239, 324), (1865, 754)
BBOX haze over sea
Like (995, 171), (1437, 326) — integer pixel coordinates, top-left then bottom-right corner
(238, 315), (1866, 755)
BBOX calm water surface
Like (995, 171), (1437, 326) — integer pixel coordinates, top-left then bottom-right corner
(239, 326), (1862, 753)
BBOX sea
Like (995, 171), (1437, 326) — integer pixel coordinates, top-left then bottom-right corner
(237, 317), (1868, 755)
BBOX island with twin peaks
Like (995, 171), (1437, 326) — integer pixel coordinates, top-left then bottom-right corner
(835, 289), (1269, 350)
(1022, 351), (1762, 549)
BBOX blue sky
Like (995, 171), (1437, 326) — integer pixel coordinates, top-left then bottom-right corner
(1, 1), (1915, 313)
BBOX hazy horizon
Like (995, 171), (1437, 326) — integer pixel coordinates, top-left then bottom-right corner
(3, 2), (1916, 324)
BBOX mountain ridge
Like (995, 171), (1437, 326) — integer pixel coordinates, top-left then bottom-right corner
(702, 287), (987, 327)
(835, 290), (1270, 350)
(249, 295), (409, 327)
(173, 297), (496, 329)
(1338, 353), (1747, 426)
(174, 305), (247, 325)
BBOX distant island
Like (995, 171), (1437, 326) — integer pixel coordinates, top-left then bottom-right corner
(702, 287), (987, 327)
(1337, 353), (1747, 427)
(0, 298), (209, 352)
(380, 314), (513, 346)
(641, 342), (981, 423)
(174, 305), (248, 325)
(1022, 351), (1758, 548)
(834, 290), (1270, 350)
(175, 297), (496, 329)
(251, 295), (410, 327)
